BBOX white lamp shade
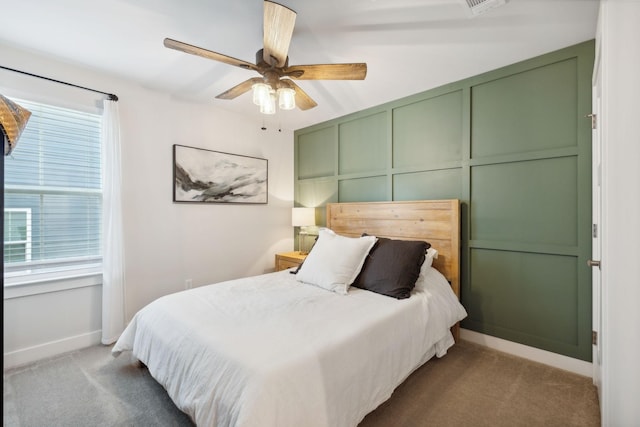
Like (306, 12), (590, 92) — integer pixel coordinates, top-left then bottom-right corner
(292, 207), (316, 227)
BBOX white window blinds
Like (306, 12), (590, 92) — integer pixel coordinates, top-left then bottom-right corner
(4, 98), (102, 280)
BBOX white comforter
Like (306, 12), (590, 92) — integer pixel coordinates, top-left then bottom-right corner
(112, 267), (467, 427)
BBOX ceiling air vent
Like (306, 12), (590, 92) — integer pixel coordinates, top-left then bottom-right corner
(461, 0), (507, 16)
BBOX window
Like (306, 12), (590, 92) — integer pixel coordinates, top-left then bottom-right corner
(4, 98), (102, 283)
(4, 208), (32, 262)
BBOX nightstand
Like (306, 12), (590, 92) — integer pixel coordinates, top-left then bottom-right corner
(275, 251), (307, 271)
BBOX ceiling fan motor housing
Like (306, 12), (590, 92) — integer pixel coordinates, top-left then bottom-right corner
(256, 48), (288, 69)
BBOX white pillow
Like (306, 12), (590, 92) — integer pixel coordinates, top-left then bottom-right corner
(415, 247), (439, 286)
(416, 248), (438, 289)
(423, 247), (439, 269)
(415, 248), (442, 292)
(296, 228), (377, 295)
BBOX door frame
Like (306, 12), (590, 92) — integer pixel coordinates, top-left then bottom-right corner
(590, 35), (603, 401)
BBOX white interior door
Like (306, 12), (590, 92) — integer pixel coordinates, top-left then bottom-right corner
(591, 49), (603, 398)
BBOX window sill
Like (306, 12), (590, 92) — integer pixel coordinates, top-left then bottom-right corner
(4, 269), (103, 299)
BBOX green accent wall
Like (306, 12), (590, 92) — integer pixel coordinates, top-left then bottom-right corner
(294, 40), (594, 361)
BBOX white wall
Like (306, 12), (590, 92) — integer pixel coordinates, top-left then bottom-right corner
(597, 1), (640, 425)
(2, 43), (295, 368)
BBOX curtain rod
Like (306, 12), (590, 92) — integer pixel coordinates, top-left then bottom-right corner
(1, 65), (118, 101)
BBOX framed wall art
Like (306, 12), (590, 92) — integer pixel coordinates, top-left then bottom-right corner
(173, 144), (268, 204)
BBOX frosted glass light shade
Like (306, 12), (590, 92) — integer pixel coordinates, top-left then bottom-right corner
(277, 87), (296, 110)
(252, 83), (271, 106)
(260, 92), (277, 115)
(291, 207), (316, 227)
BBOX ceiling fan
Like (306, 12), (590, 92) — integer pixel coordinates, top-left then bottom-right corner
(164, 1), (367, 113)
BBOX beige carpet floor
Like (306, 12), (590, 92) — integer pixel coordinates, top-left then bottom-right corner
(3, 340), (600, 426)
(360, 340), (600, 427)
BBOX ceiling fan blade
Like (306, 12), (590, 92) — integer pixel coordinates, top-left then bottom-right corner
(216, 77), (264, 100)
(284, 63), (367, 80)
(164, 38), (259, 72)
(263, 1), (296, 67)
(281, 79), (317, 110)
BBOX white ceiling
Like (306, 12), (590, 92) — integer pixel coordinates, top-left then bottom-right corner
(0, 0), (598, 130)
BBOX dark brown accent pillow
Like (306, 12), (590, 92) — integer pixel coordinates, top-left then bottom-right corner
(352, 236), (430, 299)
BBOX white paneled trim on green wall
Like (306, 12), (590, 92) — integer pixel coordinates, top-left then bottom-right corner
(294, 40), (594, 361)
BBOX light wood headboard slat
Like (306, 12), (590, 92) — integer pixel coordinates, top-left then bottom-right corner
(328, 220), (454, 240)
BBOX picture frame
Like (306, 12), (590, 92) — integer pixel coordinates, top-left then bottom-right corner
(173, 144), (268, 204)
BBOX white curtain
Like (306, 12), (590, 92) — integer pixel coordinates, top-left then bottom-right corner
(101, 98), (125, 344)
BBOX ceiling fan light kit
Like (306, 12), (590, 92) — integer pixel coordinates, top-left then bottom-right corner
(251, 81), (295, 114)
(164, 1), (367, 114)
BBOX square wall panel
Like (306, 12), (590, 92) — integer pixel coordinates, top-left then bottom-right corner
(393, 91), (463, 169)
(471, 157), (577, 246)
(298, 179), (337, 210)
(393, 168), (462, 201)
(339, 176), (387, 202)
(298, 127), (334, 179)
(471, 58), (578, 158)
(468, 249), (578, 346)
(339, 112), (387, 175)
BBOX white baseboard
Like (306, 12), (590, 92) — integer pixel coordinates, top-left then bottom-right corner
(460, 328), (593, 378)
(3, 330), (102, 370)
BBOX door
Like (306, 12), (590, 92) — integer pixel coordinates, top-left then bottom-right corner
(590, 48), (603, 399)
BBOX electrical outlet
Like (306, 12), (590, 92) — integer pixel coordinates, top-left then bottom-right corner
(185, 279), (193, 289)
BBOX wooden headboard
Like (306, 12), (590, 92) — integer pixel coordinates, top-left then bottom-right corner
(326, 199), (461, 339)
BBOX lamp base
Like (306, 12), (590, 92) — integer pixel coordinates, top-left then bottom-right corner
(298, 231), (309, 255)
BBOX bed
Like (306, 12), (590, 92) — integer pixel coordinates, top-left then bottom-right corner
(112, 200), (467, 427)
